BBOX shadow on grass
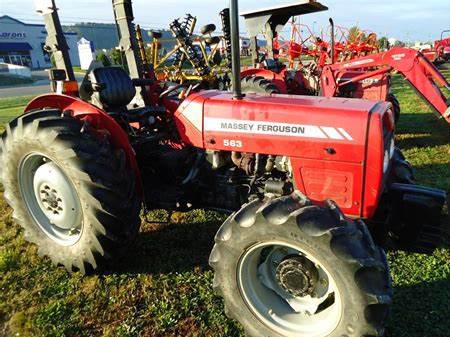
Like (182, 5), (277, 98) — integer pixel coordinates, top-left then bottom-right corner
(387, 279), (450, 337)
(395, 113), (449, 151)
(110, 218), (222, 275)
(396, 112), (449, 135)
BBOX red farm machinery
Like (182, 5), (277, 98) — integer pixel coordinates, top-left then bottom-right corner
(435, 30), (450, 63)
(238, 0), (450, 125)
(0, 0), (447, 336)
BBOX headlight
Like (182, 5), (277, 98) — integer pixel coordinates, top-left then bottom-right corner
(383, 150), (390, 174)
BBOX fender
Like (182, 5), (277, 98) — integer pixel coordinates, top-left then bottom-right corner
(240, 68), (288, 93)
(25, 94), (142, 192)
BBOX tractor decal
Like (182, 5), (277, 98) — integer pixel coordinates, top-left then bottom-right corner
(204, 117), (353, 140)
(343, 58), (375, 68)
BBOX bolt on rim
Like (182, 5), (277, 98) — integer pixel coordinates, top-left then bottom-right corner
(237, 241), (342, 337)
(18, 153), (83, 246)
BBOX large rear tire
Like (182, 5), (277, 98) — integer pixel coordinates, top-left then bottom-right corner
(241, 76), (281, 95)
(387, 93), (400, 124)
(0, 109), (141, 273)
(210, 193), (392, 337)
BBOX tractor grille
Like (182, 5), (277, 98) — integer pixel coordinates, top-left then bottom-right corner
(301, 168), (353, 209)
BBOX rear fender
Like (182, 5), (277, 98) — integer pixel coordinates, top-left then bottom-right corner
(25, 94), (142, 192)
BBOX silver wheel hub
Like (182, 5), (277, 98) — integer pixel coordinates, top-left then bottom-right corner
(33, 162), (80, 231)
(238, 242), (342, 337)
(18, 154), (83, 246)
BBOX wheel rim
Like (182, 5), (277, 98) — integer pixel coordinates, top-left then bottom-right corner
(237, 241), (342, 337)
(18, 153), (83, 246)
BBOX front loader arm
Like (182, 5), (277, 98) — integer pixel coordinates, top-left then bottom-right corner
(321, 47), (450, 123)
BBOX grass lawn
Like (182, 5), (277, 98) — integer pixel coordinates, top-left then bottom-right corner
(72, 66), (87, 75)
(0, 72), (449, 337)
(0, 96), (35, 129)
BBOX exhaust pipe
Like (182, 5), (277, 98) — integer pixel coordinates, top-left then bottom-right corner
(229, 0), (243, 99)
(329, 18), (335, 64)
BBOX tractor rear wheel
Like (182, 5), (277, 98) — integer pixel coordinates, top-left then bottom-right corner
(241, 76), (280, 95)
(387, 93), (400, 124)
(210, 193), (392, 337)
(0, 109), (141, 273)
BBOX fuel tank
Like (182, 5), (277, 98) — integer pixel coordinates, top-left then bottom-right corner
(174, 91), (392, 217)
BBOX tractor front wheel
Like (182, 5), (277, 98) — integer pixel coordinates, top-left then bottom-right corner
(210, 193), (392, 337)
(0, 109), (141, 273)
(387, 93), (401, 124)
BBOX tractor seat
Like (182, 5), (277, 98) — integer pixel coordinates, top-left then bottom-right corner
(90, 67), (136, 110)
(263, 58), (284, 73)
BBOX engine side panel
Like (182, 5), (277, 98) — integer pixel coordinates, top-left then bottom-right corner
(290, 157), (364, 215)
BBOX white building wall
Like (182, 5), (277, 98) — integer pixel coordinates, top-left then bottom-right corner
(0, 16), (80, 69)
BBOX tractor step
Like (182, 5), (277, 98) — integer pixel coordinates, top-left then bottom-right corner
(387, 183), (447, 253)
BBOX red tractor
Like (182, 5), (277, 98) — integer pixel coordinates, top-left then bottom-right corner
(435, 30), (450, 63)
(0, 1), (446, 336)
(320, 47), (450, 123)
(238, 0), (450, 125)
(239, 1), (329, 96)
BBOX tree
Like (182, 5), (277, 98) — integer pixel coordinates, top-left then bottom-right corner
(96, 52), (111, 66)
(110, 48), (125, 66)
(347, 26), (366, 43)
(378, 36), (389, 50)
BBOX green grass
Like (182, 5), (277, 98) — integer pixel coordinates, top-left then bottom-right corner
(0, 96), (35, 130)
(72, 66), (87, 74)
(0, 74), (449, 337)
(0, 74), (34, 87)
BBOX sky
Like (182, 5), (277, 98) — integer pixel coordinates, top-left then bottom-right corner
(1, 0), (449, 42)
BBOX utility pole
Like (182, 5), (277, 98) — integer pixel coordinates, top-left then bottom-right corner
(35, 0), (75, 81)
(112, 0), (148, 106)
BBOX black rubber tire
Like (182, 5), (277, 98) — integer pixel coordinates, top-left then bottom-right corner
(0, 109), (141, 273)
(391, 148), (415, 184)
(204, 36), (221, 46)
(211, 51), (223, 66)
(387, 93), (400, 124)
(200, 23), (216, 35)
(210, 193), (392, 337)
(241, 76), (281, 95)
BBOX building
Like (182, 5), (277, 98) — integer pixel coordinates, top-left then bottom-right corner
(77, 38), (95, 70)
(64, 23), (175, 51)
(217, 36), (256, 56)
(0, 15), (80, 69)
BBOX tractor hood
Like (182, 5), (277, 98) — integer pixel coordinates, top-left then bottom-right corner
(174, 91), (391, 164)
